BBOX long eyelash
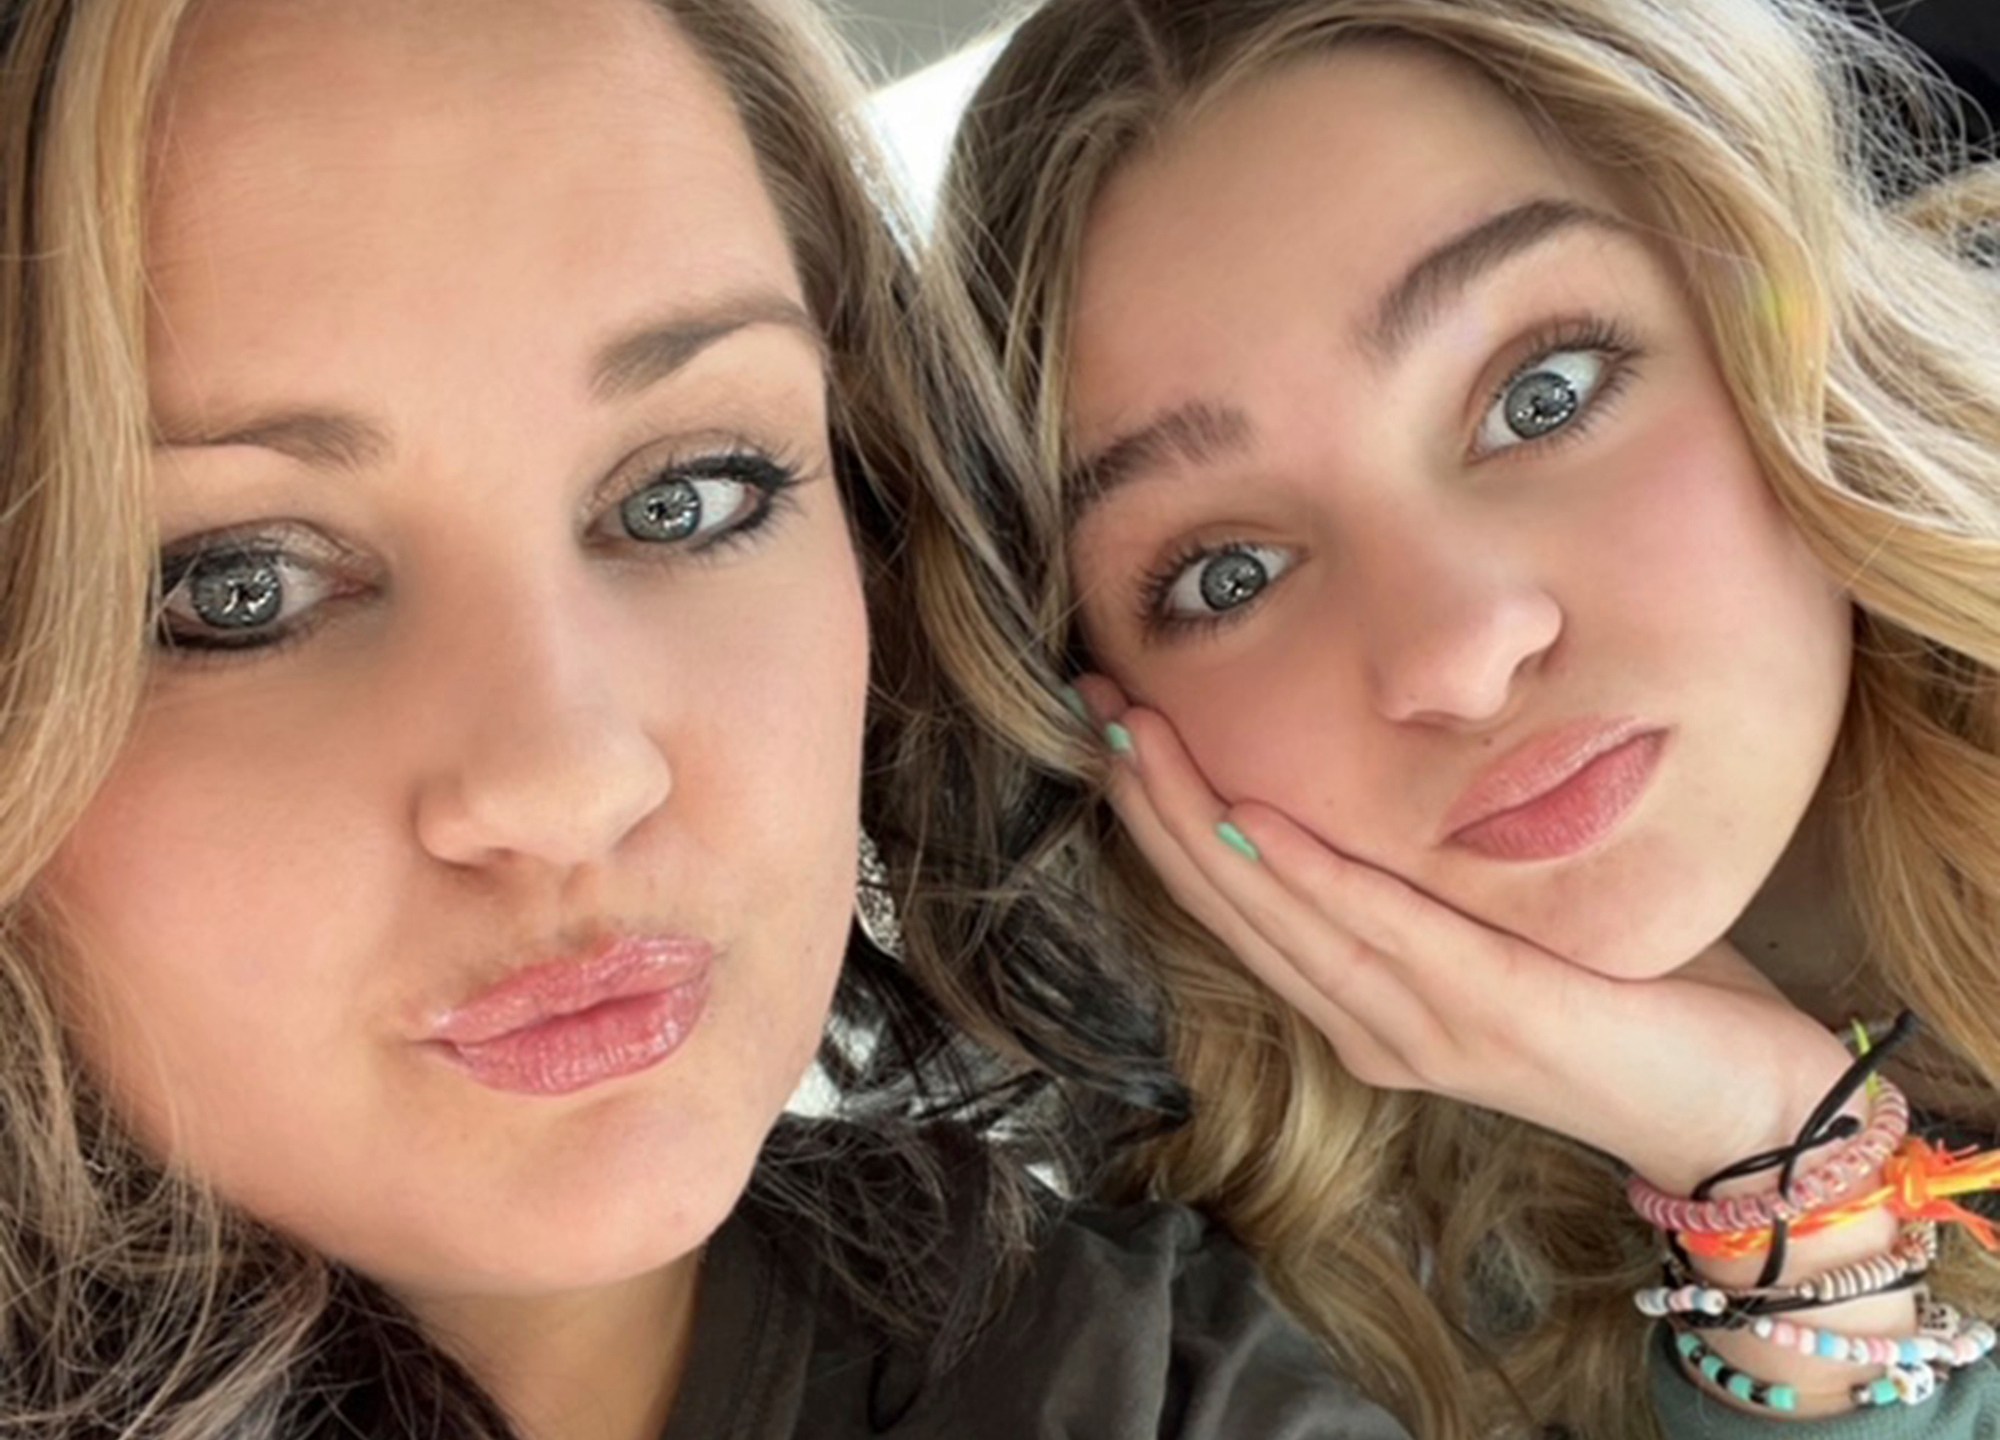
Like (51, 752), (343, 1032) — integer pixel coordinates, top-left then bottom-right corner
(1136, 536), (1211, 627)
(695, 453), (809, 557)
(1483, 315), (1644, 459)
(1126, 322), (1640, 647)
(1488, 316), (1637, 406)
(613, 443), (813, 560)
(1135, 538), (1265, 643)
(152, 527), (355, 661)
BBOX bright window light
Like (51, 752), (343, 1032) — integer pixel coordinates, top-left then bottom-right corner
(864, 31), (1008, 230)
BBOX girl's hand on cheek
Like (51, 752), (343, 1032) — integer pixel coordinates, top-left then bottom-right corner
(1074, 674), (1857, 1196)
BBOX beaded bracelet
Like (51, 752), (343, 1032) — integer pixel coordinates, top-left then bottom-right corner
(1667, 1275), (1997, 1415)
(1672, 1331), (1799, 1413)
(1741, 1222), (1940, 1309)
(1639, 1272), (1923, 1325)
(1852, 1363), (1940, 1408)
(1741, 1296), (1996, 1371)
(1629, 1081), (1911, 1235)
(1638, 1222), (1939, 1321)
(1840, 1303), (2000, 1413)
(1671, 1326), (1975, 1415)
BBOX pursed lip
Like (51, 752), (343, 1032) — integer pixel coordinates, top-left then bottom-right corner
(1441, 717), (1659, 842)
(426, 934), (715, 1046)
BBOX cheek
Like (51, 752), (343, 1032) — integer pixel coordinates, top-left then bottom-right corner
(1572, 383), (1837, 631)
(697, 534), (868, 827)
(1127, 637), (1391, 855)
(38, 700), (388, 1150)
(679, 536), (869, 963)
(50, 708), (342, 971)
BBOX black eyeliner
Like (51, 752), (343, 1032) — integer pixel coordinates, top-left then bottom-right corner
(152, 526), (354, 658)
(603, 443), (812, 559)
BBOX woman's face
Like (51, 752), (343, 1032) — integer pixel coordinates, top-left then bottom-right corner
(1066, 46), (1853, 979)
(41, 0), (866, 1301)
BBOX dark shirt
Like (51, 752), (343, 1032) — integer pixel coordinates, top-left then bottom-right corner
(661, 1197), (1409, 1440)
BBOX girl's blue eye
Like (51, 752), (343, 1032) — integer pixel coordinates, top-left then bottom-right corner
(1161, 543), (1295, 620)
(620, 475), (756, 544)
(157, 545), (340, 651)
(1477, 349), (1609, 453)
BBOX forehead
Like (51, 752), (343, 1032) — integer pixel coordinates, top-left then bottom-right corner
(1067, 44), (1616, 447)
(147, 0), (802, 396)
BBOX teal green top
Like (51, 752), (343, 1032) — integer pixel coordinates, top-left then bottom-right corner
(1653, 1332), (2000, 1437)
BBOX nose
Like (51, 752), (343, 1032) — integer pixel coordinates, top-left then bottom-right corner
(413, 593), (673, 872)
(1359, 530), (1562, 729)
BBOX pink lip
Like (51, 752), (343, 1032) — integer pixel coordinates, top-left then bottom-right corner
(1443, 719), (1667, 863)
(427, 936), (712, 1096)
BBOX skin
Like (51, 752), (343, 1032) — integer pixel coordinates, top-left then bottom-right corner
(1063, 48), (1898, 1414)
(41, 2), (866, 1436)
(1067, 46), (1854, 983)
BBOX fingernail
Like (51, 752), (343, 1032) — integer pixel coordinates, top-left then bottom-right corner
(1216, 821), (1261, 862)
(1058, 685), (1091, 722)
(1104, 722), (1135, 757)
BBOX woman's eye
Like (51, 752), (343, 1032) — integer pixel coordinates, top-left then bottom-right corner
(1476, 349), (1610, 453)
(157, 545), (342, 652)
(1160, 543), (1295, 621)
(618, 474), (758, 544)
(599, 450), (804, 553)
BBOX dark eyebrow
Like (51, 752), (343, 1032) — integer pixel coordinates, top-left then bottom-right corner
(590, 292), (823, 402)
(1068, 400), (1255, 518)
(1367, 197), (1634, 361)
(1067, 199), (1634, 515)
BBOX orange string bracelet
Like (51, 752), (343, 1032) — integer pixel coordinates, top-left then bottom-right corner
(1681, 1136), (2000, 1261)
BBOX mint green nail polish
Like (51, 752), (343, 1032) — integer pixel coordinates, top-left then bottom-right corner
(1058, 685), (1090, 722)
(1217, 822), (1261, 862)
(1104, 722), (1135, 757)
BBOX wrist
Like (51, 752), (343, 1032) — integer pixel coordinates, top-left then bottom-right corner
(1622, 1030), (1856, 1197)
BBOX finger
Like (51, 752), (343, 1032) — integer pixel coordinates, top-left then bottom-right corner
(1094, 733), (1410, 1083)
(1100, 723), (1549, 1091)
(1110, 707), (1382, 983)
(1097, 747), (1280, 976)
(1226, 800), (1551, 998)
(1224, 801), (1606, 1095)
(1070, 673), (1131, 729)
(1105, 708), (1435, 1062)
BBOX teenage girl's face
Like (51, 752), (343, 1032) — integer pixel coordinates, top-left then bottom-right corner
(41, 0), (866, 1302)
(1066, 47), (1853, 978)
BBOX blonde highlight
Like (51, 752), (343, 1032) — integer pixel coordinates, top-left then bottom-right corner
(938, 1), (2000, 1434)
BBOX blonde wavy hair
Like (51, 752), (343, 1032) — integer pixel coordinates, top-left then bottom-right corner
(936, 0), (2000, 1434)
(0, 0), (1180, 1435)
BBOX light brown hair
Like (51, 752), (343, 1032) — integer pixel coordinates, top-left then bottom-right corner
(0, 1), (1177, 1433)
(937, 1), (2000, 1433)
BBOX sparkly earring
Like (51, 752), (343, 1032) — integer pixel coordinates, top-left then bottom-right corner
(854, 829), (905, 959)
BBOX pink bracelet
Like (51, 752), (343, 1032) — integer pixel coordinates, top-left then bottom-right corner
(1628, 1081), (1911, 1235)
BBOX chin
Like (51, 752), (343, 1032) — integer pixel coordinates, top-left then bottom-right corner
(318, 1082), (783, 1301)
(364, 1149), (757, 1300)
(1508, 853), (1754, 982)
